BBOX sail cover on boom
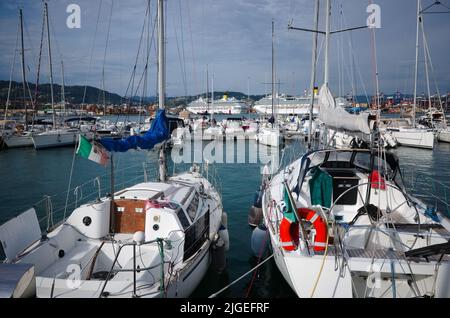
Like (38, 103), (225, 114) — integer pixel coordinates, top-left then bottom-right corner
(318, 84), (372, 134)
(99, 109), (170, 152)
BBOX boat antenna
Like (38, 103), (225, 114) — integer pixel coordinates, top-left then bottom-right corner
(158, 0), (167, 182)
(307, 0), (320, 150)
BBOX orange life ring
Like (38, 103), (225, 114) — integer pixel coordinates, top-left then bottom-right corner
(297, 208), (327, 252)
(279, 217), (299, 251)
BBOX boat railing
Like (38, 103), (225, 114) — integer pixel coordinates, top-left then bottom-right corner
(99, 238), (166, 298)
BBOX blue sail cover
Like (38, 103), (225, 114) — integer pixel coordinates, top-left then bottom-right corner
(99, 109), (170, 152)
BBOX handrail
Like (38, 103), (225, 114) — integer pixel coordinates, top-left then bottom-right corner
(99, 238), (166, 298)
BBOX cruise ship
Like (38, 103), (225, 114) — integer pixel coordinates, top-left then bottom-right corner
(186, 94), (249, 114)
(253, 93), (319, 115)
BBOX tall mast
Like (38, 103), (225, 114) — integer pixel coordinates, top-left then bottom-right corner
(413, 0), (421, 128)
(61, 60), (66, 117)
(45, 2), (56, 129)
(206, 65), (209, 113)
(271, 20), (275, 125)
(307, 0), (320, 149)
(211, 73), (214, 122)
(158, 0), (167, 181)
(19, 9), (28, 130)
(324, 0), (331, 87)
(421, 19), (432, 112)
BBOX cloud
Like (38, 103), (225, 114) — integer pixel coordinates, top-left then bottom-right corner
(0, 0), (449, 98)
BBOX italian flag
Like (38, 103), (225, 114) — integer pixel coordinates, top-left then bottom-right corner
(76, 135), (109, 166)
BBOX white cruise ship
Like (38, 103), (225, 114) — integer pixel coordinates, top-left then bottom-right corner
(186, 94), (249, 114)
(253, 93), (319, 115)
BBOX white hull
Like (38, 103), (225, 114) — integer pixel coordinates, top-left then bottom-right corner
(390, 128), (434, 149)
(4, 134), (34, 148)
(1, 172), (224, 298)
(254, 105), (319, 116)
(256, 128), (280, 147)
(261, 149), (450, 298)
(32, 130), (80, 150)
(438, 129), (450, 143)
(187, 107), (244, 115)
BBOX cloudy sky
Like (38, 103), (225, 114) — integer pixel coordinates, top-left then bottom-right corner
(0, 0), (449, 98)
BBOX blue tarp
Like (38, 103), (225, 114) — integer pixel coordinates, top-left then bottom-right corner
(99, 109), (170, 152)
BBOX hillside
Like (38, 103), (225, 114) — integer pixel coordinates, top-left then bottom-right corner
(0, 80), (124, 106)
(0, 80), (264, 109)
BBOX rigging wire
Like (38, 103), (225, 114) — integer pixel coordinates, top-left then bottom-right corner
(81, 0), (104, 108)
(100, 0), (114, 115)
(2, 16), (20, 127)
(186, 0), (199, 95)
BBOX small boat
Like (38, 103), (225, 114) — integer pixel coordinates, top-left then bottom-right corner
(438, 128), (450, 143)
(32, 128), (81, 150)
(3, 131), (34, 148)
(388, 127), (434, 149)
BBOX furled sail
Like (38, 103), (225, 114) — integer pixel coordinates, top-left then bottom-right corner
(318, 84), (372, 134)
(100, 109), (170, 152)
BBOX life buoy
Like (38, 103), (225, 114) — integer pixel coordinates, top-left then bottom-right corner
(279, 217), (299, 251)
(297, 208), (327, 252)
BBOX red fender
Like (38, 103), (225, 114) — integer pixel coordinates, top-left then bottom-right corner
(297, 208), (327, 252)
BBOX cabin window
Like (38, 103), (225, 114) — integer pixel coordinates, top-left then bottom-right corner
(186, 193), (199, 221)
(176, 207), (191, 230)
(183, 211), (210, 261)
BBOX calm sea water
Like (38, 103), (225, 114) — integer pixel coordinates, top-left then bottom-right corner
(1, 115), (449, 298)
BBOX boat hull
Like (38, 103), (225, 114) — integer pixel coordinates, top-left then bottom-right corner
(32, 131), (79, 150)
(4, 135), (34, 148)
(390, 128), (434, 149)
(438, 130), (450, 143)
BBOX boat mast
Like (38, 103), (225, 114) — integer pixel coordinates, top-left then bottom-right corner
(324, 0), (331, 87)
(158, 0), (167, 182)
(421, 18), (432, 113)
(206, 64), (210, 114)
(413, 0), (421, 128)
(271, 20), (275, 126)
(45, 2), (56, 129)
(61, 60), (66, 117)
(211, 73), (214, 122)
(307, 0), (320, 149)
(19, 9), (28, 131)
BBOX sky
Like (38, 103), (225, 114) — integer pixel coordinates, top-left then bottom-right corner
(0, 0), (449, 99)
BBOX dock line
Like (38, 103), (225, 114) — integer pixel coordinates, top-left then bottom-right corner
(208, 253), (274, 298)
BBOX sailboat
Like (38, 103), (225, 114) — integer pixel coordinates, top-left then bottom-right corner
(2, 9), (34, 149)
(256, 21), (281, 148)
(385, 0), (434, 149)
(32, 2), (84, 150)
(259, 0), (450, 298)
(0, 0), (226, 298)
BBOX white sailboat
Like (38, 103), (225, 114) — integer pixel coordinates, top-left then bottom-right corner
(0, 0), (226, 298)
(256, 21), (281, 148)
(259, 0), (450, 298)
(388, 0), (434, 149)
(2, 9), (34, 148)
(31, 3), (83, 150)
